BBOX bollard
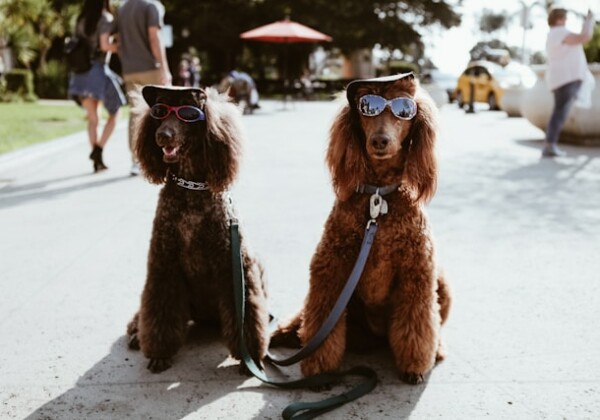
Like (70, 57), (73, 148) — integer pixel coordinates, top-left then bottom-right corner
(466, 79), (475, 114)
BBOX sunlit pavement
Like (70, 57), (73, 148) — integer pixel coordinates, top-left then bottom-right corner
(1, 99), (599, 419)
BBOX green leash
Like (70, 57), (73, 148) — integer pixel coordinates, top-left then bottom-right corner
(230, 221), (378, 419)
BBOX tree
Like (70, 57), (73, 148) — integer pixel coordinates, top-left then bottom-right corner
(163, 0), (462, 80)
(0, 0), (77, 68)
(584, 24), (600, 63)
(469, 39), (511, 62)
(479, 9), (509, 36)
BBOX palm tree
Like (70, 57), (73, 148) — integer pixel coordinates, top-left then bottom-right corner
(0, 0), (76, 69)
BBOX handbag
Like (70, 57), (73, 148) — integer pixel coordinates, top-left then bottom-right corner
(64, 36), (92, 74)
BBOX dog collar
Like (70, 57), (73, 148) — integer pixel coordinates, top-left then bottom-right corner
(355, 183), (399, 196)
(169, 173), (210, 191)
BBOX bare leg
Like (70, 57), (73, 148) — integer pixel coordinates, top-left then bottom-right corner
(98, 109), (119, 148)
(81, 97), (99, 149)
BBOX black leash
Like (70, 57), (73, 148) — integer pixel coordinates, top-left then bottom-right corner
(231, 221), (377, 419)
(230, 183), (403, 419)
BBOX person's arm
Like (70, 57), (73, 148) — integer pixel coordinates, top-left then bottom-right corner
(99, 33), (118, 54)
(148, 26), (172, 85)
(563, 9), (594, 45)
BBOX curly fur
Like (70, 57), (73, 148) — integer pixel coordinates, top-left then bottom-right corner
(272, 75), (451, 384)
(127, 87), (269, 373)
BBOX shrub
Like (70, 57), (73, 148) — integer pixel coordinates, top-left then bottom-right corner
(0, 69), (37, 102)
(36, 60), (69, 99)
(584, 25), (600, 63)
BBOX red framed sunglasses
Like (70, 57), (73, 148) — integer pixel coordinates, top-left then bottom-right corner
(150, 103), (206, 122)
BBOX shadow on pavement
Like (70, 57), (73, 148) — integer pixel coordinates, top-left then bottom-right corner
(23, 331), (430, 419)
(23, 331), (266, 420)
(0, 174), (134, 209)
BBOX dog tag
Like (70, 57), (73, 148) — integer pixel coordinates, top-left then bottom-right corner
(370, 193), (382, 219)
(380, 198), (388, 215)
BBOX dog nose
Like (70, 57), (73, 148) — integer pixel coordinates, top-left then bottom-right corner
(156, 128), (174, 144)
(371, 134), (390, 150)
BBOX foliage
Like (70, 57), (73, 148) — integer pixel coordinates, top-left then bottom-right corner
(163, 0), (462, 81)
(1, 68), (37, 102)
(584, 24), (600, 63)
(0, 0), (79, 68)
(479, 9), (509, 34)
(469, 40), (510, 62)
(35, 60), (69, 99)
(1, 0), (463, 86)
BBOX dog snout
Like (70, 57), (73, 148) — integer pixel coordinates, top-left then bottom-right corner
(156, 127), (174, 144)
(370, 133), (390, 150)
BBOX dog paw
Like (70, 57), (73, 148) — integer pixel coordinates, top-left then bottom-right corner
(127, 333), (140, 350)
(147, 358), (172, 373)
(399, 371), (424, 385)
(435, 347), (447, 363)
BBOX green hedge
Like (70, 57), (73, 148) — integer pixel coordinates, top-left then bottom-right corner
(0, 69), (37, 102)
(36, 61), (69, 99)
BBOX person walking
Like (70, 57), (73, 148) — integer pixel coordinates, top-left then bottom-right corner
(543, 7), (595, 158)
(67, 0), (126, 173)
(115, 0), (172, 175)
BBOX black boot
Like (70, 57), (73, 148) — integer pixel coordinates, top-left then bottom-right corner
(90, 145), (108, 172)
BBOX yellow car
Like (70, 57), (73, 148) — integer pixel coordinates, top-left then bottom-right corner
(454, 61), (504, 110)
(454, 60), (537, 111)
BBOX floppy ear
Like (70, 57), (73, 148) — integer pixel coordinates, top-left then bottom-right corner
(326, 103), (368, 201)
(202, 88), (242, 192)
(134, 110), (168, 184)
(404, 86), (438, 204)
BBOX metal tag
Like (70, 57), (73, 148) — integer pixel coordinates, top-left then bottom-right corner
(380, 198), (388, 215)
(370, 193), (382, 219)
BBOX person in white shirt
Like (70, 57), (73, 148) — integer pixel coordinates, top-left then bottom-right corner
(543, 8), (594, 158)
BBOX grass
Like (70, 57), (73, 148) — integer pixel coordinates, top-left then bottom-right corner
(0, 101), (128, 155)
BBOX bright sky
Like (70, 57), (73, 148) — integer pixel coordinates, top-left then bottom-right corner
(425, 0), (598, 74)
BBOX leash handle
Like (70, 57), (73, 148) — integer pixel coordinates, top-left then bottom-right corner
(230, 222), (377, 419)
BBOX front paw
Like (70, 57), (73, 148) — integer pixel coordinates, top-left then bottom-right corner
(399, 371), (424, 385)
(128, 333), (140, 350)
(147, 358), (172, 373)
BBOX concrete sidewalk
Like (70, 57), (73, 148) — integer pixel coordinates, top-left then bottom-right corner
(1, 100), (599, 420)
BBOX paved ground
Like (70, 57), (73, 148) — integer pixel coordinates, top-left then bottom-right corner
(1, 98), (599, 420)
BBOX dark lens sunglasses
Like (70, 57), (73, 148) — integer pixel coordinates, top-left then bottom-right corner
(358, 95), (418, 120)
(150, 103), (206, 123)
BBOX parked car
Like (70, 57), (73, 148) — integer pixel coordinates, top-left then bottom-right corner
(454, 60), (537, 111)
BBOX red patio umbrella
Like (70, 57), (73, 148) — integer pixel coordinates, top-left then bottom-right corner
(240, 18), (332, 43)
(241, 19), (332, 104)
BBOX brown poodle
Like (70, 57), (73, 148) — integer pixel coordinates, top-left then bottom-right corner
(272, 73), (451, 384)
(127, 85), (269, 373)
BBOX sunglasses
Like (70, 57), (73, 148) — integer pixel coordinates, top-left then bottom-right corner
(150, 103), (206, 122)
(358, 95), (417, 120)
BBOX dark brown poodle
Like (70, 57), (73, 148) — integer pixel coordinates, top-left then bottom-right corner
(127, 85), (269, 373)
(272, 73), (451, 384)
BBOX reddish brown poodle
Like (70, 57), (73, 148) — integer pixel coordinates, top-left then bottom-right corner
(272, 73), (451, 384)
(127, 85), (269, 373)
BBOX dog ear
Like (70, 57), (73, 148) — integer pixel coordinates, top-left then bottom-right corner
(134, 109), (168, 184)
(202, 89), (242, 192)
(326, 103), (368, 201)
(404, 87), (438, 204)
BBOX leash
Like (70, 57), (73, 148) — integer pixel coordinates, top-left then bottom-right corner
(265, 185), (397, 367)
(231, 220), (377, 419)
(230, 184), (399, 419)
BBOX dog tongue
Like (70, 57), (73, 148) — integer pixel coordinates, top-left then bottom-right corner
(162, 146), (179, 157)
